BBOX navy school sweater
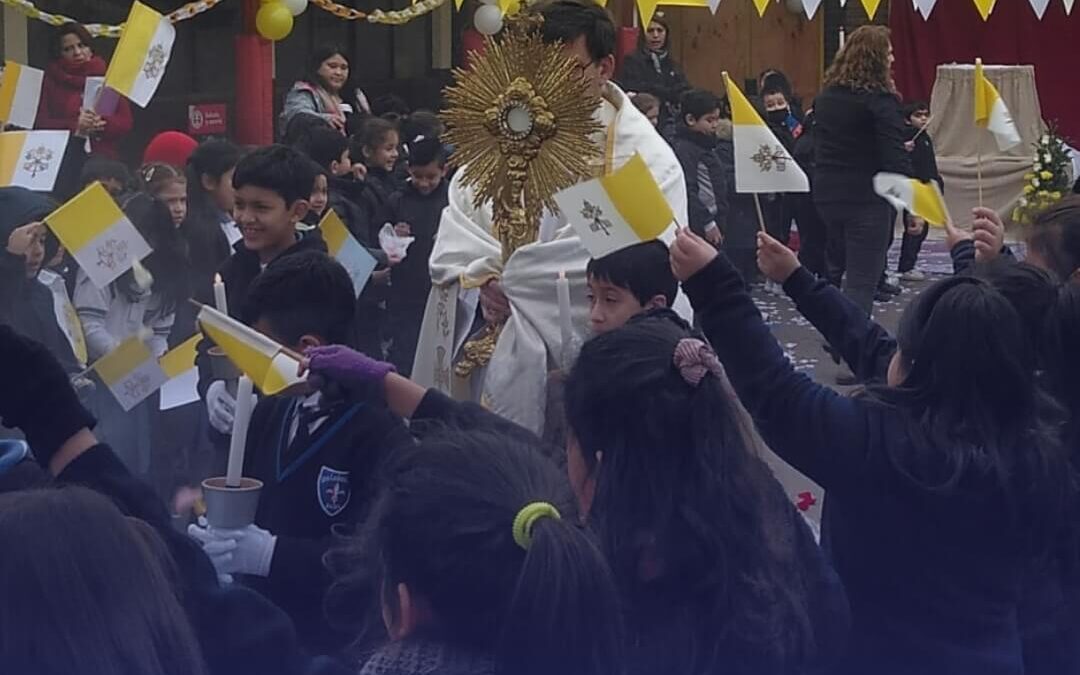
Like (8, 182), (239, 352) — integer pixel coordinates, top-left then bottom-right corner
(683, 253), (1041, 675)
(387, 179), (449, 310)
(242, 387), (414, 651)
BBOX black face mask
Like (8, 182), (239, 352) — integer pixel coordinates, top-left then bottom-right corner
(766, 108), (789, 125)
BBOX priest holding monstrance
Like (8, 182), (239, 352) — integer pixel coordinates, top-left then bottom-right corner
(413, 0), (687, 433)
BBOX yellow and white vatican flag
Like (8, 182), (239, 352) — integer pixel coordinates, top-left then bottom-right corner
(195, 304), (305, 395)
(93, 333), (169, 411)
(46, 182), (153, 289)
(873, 173), (951, 227)
(0, 61), (44, 129)
(104, 2), (175, 108)
(723, 72), (809, 193)
(158, 334), (200, 410)
(0, 130), (69, 191)
(974, 59), (1021, 151)
(319, 209), (377, 297)
(554, 152), (674, 259)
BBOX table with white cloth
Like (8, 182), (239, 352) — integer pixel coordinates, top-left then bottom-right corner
(928, 64), (1048, 228)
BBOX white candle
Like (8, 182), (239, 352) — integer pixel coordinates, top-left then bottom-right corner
(213, 273), (228, 315)
(225, 375), (254, 487)
(557, 270), (573, 361)
(838, 26), (846, 50)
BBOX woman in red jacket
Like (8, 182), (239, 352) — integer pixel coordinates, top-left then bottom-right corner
(37, 23), (133, 159)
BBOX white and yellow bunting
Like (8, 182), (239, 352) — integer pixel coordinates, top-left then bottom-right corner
(800, 0), (823, 19)
(554, 152), (674, 260)
(973, 0), (996, 19)
(319, 209), (378, 297)
(723, 72), (809, 194)
(103, 2), (175, 108)
(0, 130), (69, 191)
(873, 173), (951, 228)
(196, 304), (305, 395)
(45, 182), (153, 289)
(0, 61), (44, 129)
(914, 0), (938, 19)
(974, 59), (1021, 152)
(861, 0), (882, 18)
(93, 334), (168, 411)
(158, 334), (200, 410)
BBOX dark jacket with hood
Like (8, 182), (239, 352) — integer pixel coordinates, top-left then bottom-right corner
(0, 187), (79, 373)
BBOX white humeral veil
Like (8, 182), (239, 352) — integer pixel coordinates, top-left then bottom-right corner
(412, 82), (690, 433)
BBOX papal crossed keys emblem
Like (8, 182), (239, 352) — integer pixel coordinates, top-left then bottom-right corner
(22, 146), (54, 178)
(581, 200), (613, 236)
(121, 372), (152, 401)
(143, 44), (168, 80)
(751, 144), (790, 173)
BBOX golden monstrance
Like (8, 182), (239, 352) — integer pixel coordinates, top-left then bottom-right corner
(442, 12), (602, 378)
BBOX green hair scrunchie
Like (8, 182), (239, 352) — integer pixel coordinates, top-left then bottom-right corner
(511, 501), (562, 550)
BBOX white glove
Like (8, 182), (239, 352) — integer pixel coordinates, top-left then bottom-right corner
(188, 522), (277, 578)
(206, 380), (236, 434)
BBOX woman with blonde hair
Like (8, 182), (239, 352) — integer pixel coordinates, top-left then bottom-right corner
(812, 26), (910, 336)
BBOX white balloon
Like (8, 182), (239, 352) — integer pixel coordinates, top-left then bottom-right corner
(474, 4), (504, 35)
(480, 0), (499, 5)
(283, 0), (308, 15)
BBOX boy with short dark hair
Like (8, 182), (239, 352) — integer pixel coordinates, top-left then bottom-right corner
(192, 250), (412, 652)
(386, 136), (449, 375)
(897, 101), (943, 281)
(196, 145), (326, 436)
(585, 240), (677, 334)
(673, 89), (728, 248)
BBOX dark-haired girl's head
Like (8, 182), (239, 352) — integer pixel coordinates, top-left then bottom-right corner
(355, 117), (400, 172)
(882, 275), (1068, 535)
(564, 312), (815, 670)
(0, 487), (206, 675)
(186, 139), (242, 216)
(329, 429), (623, 675)
(1026, 194), (1080, 282)
(140, 163), (188, 226)
(121, 193), (190, 312)
(308, 46), (350, 95)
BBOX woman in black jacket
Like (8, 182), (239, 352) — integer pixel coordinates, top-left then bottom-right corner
(812, 26), (910, 317)
(617, 12), (690, 128)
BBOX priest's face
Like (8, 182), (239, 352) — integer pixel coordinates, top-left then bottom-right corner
(564, 35), (615, 100)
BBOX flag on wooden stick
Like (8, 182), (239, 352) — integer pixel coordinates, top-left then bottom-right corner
(104, 2), (176, 108)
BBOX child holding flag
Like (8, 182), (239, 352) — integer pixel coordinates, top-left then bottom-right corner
(896, 101), (943, 282)
(190, 251), (413, 652)
(672, 88), (727, 246)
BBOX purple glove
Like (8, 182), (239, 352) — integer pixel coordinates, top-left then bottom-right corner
(304, 345), (396, 393)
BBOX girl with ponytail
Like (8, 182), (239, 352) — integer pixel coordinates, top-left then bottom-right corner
(326, 429), (623, 675)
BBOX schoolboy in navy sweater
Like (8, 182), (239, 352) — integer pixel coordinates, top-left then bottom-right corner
(386, 136), (448, 376)
(193, 250), (412, 653)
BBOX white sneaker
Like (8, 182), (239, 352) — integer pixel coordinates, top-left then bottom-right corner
(900, 269), (927, 282)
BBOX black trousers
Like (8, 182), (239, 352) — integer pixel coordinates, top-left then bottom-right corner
(897, 214), (929, 273)
(817, 199), (894, 316)
(792, 193), (827, 278)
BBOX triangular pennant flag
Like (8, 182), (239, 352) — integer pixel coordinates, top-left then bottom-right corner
(973, 0), (996, 19)
(0, 61), (44, 129)
(861, 0), (882, 18)
(45, 181), (152, 288)
(873, 173), (951, 227)
(196, 304), (305, 395)
(554, 153), (674, 259)
(914, 0), (938, 19)
(1029, 0), (1051, 17)
(723, 72), (809, 194)
(319, 209), (378, 297)
(801, 0), (823, 19)
(93, 334), (168, 411)
(637, 0), (660, 26)
(708, 0), (722, 14)
(103, 2), (176, 108)
(455, 0), (465, 10)
(974, 58), (1021, 151)
(752, 0), (770, 16)
(1066, 0), (1075, 15)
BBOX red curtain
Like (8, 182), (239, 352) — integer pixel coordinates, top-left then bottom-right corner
(890, 0), (1080, 145)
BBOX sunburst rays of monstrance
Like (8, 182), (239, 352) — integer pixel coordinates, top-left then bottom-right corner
(441, 13), (602, 378)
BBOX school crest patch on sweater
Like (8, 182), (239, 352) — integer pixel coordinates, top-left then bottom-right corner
(317, 466), (351, 517)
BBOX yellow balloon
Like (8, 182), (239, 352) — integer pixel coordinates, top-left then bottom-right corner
(256, 2), (293, 41)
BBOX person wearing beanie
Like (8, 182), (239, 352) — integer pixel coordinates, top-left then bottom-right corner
(0, 187), (80, 374)
(143, 131), (199, 169)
